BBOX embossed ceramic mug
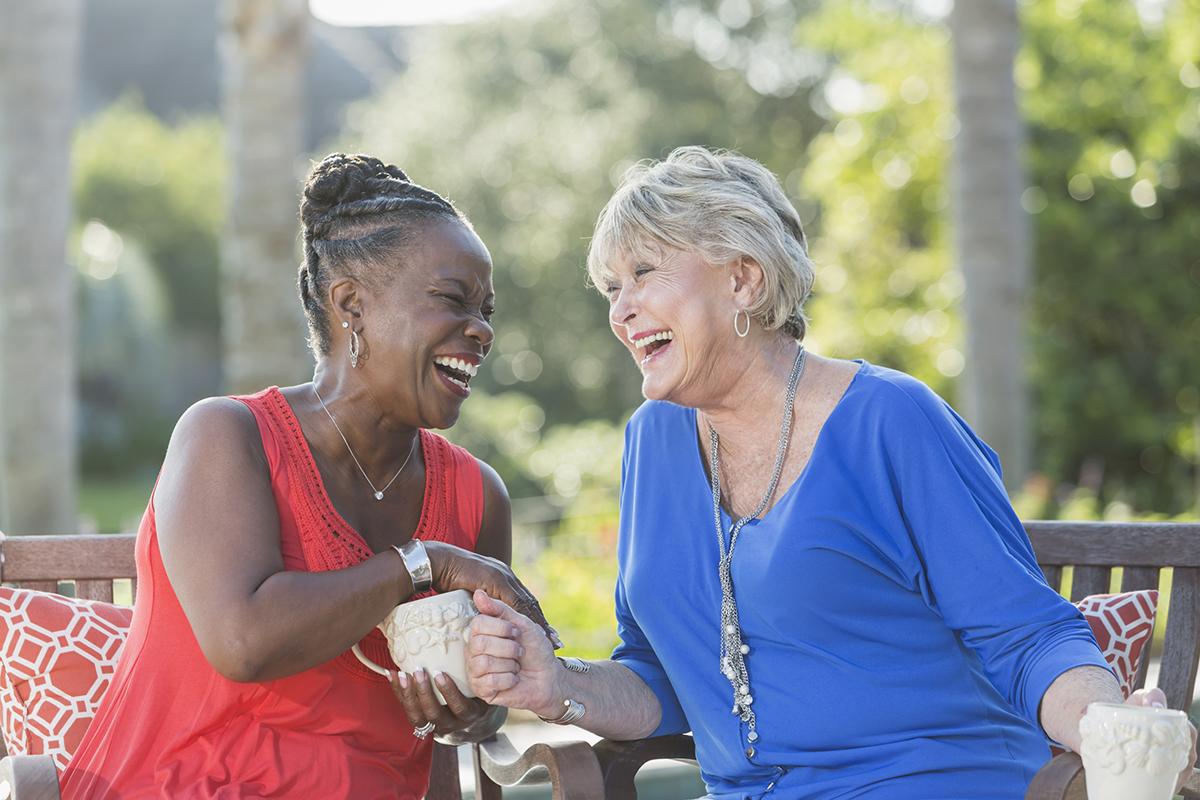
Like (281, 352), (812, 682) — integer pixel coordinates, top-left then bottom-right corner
(1079, 702), (1191, 800)
(351, 589), (479, 702)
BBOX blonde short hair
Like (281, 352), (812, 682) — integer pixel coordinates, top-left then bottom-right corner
(587, 146), (814, 340)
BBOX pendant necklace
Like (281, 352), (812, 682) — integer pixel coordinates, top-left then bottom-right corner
(313, 385), (417, 501)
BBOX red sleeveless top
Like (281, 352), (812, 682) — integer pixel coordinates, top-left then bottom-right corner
(61, 388), (484, 799)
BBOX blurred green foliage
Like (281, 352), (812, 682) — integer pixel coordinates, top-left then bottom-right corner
(796, 0), (1200, 512)
(72, 97), (226, 472)
(69, 0), (1200, 651)
(74, 96), (225, 330)
(1020, 0), (1200, 512)
(344, 0), (1200, 515)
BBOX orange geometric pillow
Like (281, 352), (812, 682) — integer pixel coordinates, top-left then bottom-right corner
(1077, 589), (1158, 698)
(0, 586), (132, 770)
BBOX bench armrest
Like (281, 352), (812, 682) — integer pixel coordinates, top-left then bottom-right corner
(0, 755), (60, 800)
(1025, 751), (1200, 799)
(473, 733), (604, 799)
(592, 734), (696, 799)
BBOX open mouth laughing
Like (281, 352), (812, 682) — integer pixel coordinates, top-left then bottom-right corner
(433, 354), (480, 397)
(630, 329), (674, 367)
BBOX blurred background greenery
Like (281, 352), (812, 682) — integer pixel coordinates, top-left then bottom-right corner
(2, 0), (1199, 657)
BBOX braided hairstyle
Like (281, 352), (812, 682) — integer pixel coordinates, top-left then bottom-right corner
(298, 153), (466, 357)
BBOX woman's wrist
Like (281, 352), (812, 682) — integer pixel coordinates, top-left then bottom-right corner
(434, 704), (507, 746)
(530, 658), (574, 720)
(422, 540), (451, 589)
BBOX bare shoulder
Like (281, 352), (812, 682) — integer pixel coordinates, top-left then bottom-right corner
(159, 396), (268, 493)
(475, 458), (509, 501)
(172, 396), (260, 443)
(166, 393), (262, 455)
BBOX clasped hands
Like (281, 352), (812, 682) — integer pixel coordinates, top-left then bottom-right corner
(388, 589), (566, 737)
(387, 544), (561, 740)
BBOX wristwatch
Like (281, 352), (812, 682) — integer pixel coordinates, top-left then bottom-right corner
(394, 540), (433, 593)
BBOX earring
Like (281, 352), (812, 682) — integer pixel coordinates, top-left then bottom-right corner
(734, 308), (751, 338)
(341, 321), (349, 329)
(349, 329), (361, 368)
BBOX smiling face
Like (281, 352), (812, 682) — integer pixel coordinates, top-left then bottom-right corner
(351, 218), (495, 429)
(604, 245), (740, 406)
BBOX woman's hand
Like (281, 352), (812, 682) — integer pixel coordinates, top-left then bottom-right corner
(390, 666), (490, 740)
(1124, 687), (1198, 795)
(466, 590), (565, 719)
(425, 542), (562, 649)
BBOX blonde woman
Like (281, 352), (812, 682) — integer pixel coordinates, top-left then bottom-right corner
(463, 147), (1196, 799)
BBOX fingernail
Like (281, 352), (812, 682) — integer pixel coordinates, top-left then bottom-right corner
(1152, 701), (1166, 708)
(510, 626), (520, 638)
(397, 673), (409, 689)
(416, 668), (427, 682)
(435, 672), (447, 686)
(518, 646), (525, 657)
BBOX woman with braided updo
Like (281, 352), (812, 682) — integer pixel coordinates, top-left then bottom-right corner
(60, 154), (556, 799)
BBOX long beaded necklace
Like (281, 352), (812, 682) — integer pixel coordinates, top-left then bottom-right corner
(708, 345), (806, 747)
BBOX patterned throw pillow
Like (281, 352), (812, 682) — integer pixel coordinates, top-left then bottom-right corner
(1076, 589), (1158, 698)
(0, 586), (132, 770)
(1043, 589), (1159, 756)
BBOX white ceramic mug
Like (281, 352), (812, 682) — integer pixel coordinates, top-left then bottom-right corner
(351, 589), (479, 702)
(1079, 701), (1191, 800)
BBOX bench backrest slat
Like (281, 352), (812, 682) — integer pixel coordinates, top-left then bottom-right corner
(1068, 565), (1111, 602)
(1028, 521), (1200, 567)
(1027, 521), (1200, 712)
(1160, 566), (1200, 710)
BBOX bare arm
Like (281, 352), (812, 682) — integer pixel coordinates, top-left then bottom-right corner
(1041, 666), (1198, 794)
(155, 398), (413, 682)
(1038, 665), (1123, 751)
(467, 592), (663, 740)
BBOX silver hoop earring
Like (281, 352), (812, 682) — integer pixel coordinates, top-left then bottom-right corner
(733, 309), (751, 338)
(349, 329), (361, 368)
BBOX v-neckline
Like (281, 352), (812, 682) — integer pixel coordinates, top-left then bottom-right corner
(690, 359), (868, 527)
(271, 387), (434, 556)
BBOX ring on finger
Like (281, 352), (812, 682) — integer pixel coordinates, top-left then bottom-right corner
(413, 722), (436, 739)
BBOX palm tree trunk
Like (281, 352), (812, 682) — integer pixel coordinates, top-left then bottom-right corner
(219, 0), (311, 394)
(0, 0), (82, 534)
(949, 0), (1031, 490)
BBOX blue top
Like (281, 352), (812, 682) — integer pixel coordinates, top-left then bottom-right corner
(611, 361), (1109, 800)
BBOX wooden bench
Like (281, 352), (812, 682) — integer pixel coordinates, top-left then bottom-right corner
(594, 520), (1200, 800)
(0, 532), (604, 800)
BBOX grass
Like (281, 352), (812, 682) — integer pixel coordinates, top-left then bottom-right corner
(78, 474), (154, 534)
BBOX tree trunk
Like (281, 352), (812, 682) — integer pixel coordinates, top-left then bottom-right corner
(948, 0), (1031, 491)
(219, 0), (311, 394)
(0, 0), (82, 534)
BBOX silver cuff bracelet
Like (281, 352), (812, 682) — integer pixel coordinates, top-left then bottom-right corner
(394, 539), (433, 594)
